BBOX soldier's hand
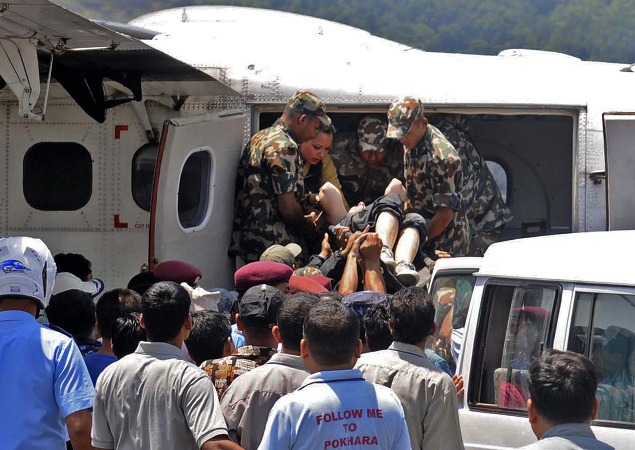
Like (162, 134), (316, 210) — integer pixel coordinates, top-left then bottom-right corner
(359, 233), (383, 262)
(435, 250), (452, 259)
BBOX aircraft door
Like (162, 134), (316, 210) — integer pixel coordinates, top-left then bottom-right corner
(604, 113), (635, 230)
(150, 110), (246, 289)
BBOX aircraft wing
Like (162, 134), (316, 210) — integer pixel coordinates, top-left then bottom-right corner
(0, 0), (238, 122)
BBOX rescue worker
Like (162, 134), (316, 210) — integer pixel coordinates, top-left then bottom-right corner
(430, 114), (512, 255)
(330, 116), (404, 207)
(387, 97), (470, 256)
(231, 91), (346, 264)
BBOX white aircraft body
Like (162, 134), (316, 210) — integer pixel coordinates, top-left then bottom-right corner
(0, 1), (634, 290)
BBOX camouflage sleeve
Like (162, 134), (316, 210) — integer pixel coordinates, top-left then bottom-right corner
(266, 146), (298, 195)
(430, 152), (463, 211)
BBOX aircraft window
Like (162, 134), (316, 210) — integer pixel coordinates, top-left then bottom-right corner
(428, 272), (477, 373)
(469, 283), (559, 412)
(23, 142), (92, 211)
(132, 144), (158, 212)
(485, 160), (508, 203)
(568, 291), (635, 426)
(178, 150), (211, 229)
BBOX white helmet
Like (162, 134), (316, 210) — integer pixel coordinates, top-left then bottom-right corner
(0, 236), (56, 308)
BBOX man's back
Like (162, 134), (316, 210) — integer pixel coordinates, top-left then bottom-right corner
(355, 341), (463, 450)
(258, 369), (410, 450)
(0, 310), (94, 450)
(520, 423), (614, 450)
(221, 352), (309, 449)
(92, 341), (227, 450)
(232, 121), (304, 262)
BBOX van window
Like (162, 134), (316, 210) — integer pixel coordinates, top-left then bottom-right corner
(132, 144), (157, 212)
(429, 272), (477, 372)
(485, 160), (507, 204)
(568, 291), (635, 425)
(178, 150), (211, 229)
(23, 142), (92, 211)
(470, 283), (559, 412)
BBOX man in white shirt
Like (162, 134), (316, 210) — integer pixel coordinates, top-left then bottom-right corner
(258, 300), (411, 449)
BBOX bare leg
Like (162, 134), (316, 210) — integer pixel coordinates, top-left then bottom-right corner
(376, 211), (398, 250)
(317, 182), (348, 224)
(395, 227), (419, 264)
(384, 178), (407, 201)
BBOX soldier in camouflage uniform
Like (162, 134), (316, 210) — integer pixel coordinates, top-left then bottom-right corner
(430, 114), (512, 255)
(231, 91), (332, 263)
(330, 116), (404, 207)
(387, 97), (472, 257)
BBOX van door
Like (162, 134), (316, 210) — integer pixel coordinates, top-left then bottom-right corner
(603, 113), (635, 230)
(150, 110), (246, 289)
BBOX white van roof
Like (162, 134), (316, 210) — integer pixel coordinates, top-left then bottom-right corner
(476, 231), (635, 287)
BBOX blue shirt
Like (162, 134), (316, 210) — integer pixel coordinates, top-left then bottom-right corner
(231, 323), (245, 348)
(258, 369), (411, 449)
(83, 352), (117, 386)
(0, 310), (94, 450)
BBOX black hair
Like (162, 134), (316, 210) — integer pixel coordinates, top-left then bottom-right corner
(95, 288), (142, 339)
(363, 303), (393, 351)
(54, 253), (92, 281)
(303, 300), (359, 366)
(185, 311), (232, 366)
(45, 289), (95, 339)
(112, 313), (146, 359)
(528, 349), (598, 424)
(127, 272), (158, 297)
(277, 293), (317, 351)
(318, 122), (337, 134)
(141, 281), (191, 342)
(389, 286), (435, 345)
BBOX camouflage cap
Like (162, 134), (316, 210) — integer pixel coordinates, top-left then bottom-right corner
(357, 116), (387, 153)
(386, 96), (425, 139)
(287, 90), (331, 127)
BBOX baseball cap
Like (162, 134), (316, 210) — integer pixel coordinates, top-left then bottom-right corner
(386, 96), (425, 139)
(0, 236), (57, 308)
(260, 243), (302, 267)
(234, 261), (293, 292)
(357, 116), (388, 153)
(52, 272), (105, 298)
(287, 90), (332, 127)
(239, 284), (285, 326)
(342, 290), (389, 319)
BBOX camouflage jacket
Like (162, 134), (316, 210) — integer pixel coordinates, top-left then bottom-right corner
(232, 119), (306, 263)
(405, 124), (471, 256)
(329, 131), (404, 206)
(200, 345), (277, 398)
(431, 115), (512, 234)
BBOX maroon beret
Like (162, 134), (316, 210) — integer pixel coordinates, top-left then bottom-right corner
(304, 274), (332, 291)
(289, 275), (328, 294)
(154, 260), (202, 285)
(234, 261), (293, 291)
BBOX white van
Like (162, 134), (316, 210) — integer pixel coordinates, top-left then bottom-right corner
(428, 231), (635, 449)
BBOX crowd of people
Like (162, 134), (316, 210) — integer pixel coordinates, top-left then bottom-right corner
(0, 90), (614, 450)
